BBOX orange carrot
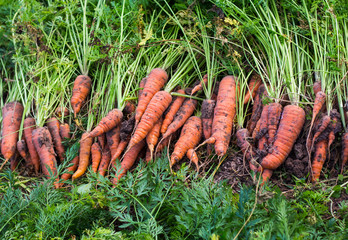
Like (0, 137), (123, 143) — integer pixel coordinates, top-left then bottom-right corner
(138, 77), (147, 100)
(267, 103), (283, 146)
(112, 140), (146, 185)
(128, 91), (172, 150)
(123, 102), (136, 116)
(135, 68), (168, 125)
(328, 109), (340, 150)
(257, 104), (270, 151)
(162, 98), (197, 139)
(341, 132), (348, 174)
(1, 101), (24, 162)
(32, 127), (59, 187)
(236, 128), (254, 161)
(98, 133), (106, 150)
(252, 119), (261, 140)
(191, 74), (208, 95)
(311, 115), (331, 147)
(98, 145), (111, 177)
(201, 99), (216, 140)
(170, 116), (202, 166)
(145, 148), (152, 163)
(203, 76), (236, 156)
(146, 117), (162, 161)
(106, 126), (120, 159)
(72, 132), (93, 180)
(91, 142), (102, 173)
(71, 75), (92, 117)
(261, 105), (305, 170)
(10, 151), (19, 171)
(59, 123), (71, 139)
(313, 81), (322, 95)
(311, 139), (328, 182)
(243, 74), (262, 104)
(161, 89), (186, 134)
(247, 84), (267, 134)
(17, 139), (32, 166)
(261, 169), (273, 186)
(60, 156), (79, 183)
(88, 109), (123, 139)
(186, 148), (199, 171)
(23, 118), (40, 173)
(47, 117), (65, 162)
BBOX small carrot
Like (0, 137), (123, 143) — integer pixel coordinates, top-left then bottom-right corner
(201, 99), (216, 140)
(341, 132), (348, 174)
(1, 101), (24, 161)
(236, 128), (254, 161)
(106, 126), (120, 160)
(170, 116), (202, 167)
(23, 118), (40, 173)
(60, 156), (79, 183)
(112, 140), (146, 185)
(72, 133), (93, 180)
(98, 145), (111, 177)
(128, 91), (172, 151)
(328, 109), (340, 150)
(17, 140), (32, 167)
(267, 102), (283, 146)
(191, 74), (208, 95)
(261, 105), (305, 170)
(311, 139), (328, 182)
(10, 151), (19, 171)
(71, 75), (92, 117)
(186, 148), (199, 171)
(257, 104), (270, 151)
(87, 109), (123, 139)
(98, 133), (106, 150)
(135, 68), (168, 125)
(162, 98), (197, 139)
(311, 115), (331, 147)
(161, 89), (186, 134)
(243, 74), (262, 104)
(59, 123), (71, 139)
(247, 84), (267, 134)
(47, 117), (65, 162)
(145, 148), (152, 163)
(91, 142), (102, 173)
(146, 117), (162, 161)
(261, 169), (273, 186)
(313, 81), (322, 95)
(123, 102), (136, 116)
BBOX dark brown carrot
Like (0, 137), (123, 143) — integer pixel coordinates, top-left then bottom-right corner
(247, 84), (266, 134)
(341, 131), (348, 174)
(71, 75), (92, 117)
(257, 104), (270, 151)
(23, 118), (40, 173)
(267, 103), (283, 145)
(17, 140), (32, 166)
(311, 139), (328, 182)
(91, 142), (102, 173)
(10, 151), (19, 171)
(47, 117), (65, 162)
(59, 123), (71, 139)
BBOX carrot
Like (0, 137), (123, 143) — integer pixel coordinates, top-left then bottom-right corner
(256, 104), (270, 151)
(1, 101), (24, 162)
(123, 102), (136, 116)
(72, 132), (93, 180)
(155, 134), (171, 156)
(161, 89), (186, 134)
(146, 117), (162, 161)
(236, 128), (254, 161)
(32, 127), (59, 187)
(71, 75), (92, 117)
(55, 106), (69, 118)
(267, 103), (283, 146)
(341, 131), (348, 174)
(261, 105), (305, 170)
(10, 151), (19, 171)
(112, 140), (146, 185)
(170, 116), (202, 166)
(191, 74), (208, 95)
(60, 156), (79, 183)
(186, 149), (199, 171)
(311, 139), (328, 182)
(261, 169), (273, 186)
(59, 123), (71, 139)
(128, 91), (172, 150)
(91, 142), (102, 173)
(201, 99), (216, 140)
(98, 145), (111, 177)
(202, 76), (236, 156)
(328, 109), (340, 150)
(311, 115), (331, 147)
(243, 74), (262, 104)
(145, 148), (152, 163)
(252, 119), (261, 140)
(87, 109), (123, 139)
(106, 126), (120, 160)
(98, 133), (106, 150)
(138, 77), (147, 100)
(135, 68), (168, 125)
(17, 139), (32, 166)
(162, 98), (197, 139)
(313, 81), (322, 95)
(23, 118), (40, 173)
(47, 117), (65, 162)
(247, 84), (267, 134)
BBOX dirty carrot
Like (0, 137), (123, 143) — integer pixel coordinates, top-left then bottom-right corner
(311, 115), (331, 148)
(256, 104), (270, 151)
(98, 145), (111, 177)
(267, 102), (283, 145)
(201, 99), (216, 140)
(17, 139), (32, 166)
(341, 132), (348, 174)
(91, 142), (102, 173)
(23, 117), (40, 173)
(261, 169), (273, 186)
(55, 106), (69, 118)
(236, 128), (254, 161)
(106, 126), (120, 159)
(71, 75), (92, 117)
(313, 81), (322, 95)
(252, 119), (261, 140)
(47, 117), (65, 162)
(191, 74), (208, 95)
(247, 84), (266, 134)
(146, 117), (162, 161)
(243, 74), (262, 104)
(98, 133), (106, 150)
(311, 139), (328, 182)
(87, 109), (123, 139)
(59, 123), (71, 139)
(328, 109), (341, 150)
(186, 148), (199, 171)
(72, 132), (93, 180)
(60, 156), (79, 183)
(10, 151), (19, 171)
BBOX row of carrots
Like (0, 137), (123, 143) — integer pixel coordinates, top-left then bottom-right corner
(1, 68), (347, 187)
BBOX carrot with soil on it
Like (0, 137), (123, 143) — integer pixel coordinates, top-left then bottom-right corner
(256, 104), (270, 151)
(311, 115), (331, 148)
(236, 128), (255, 162)
(186, 149), (199, 171)
(17, 140), (32, 167)
(328, 109), (341, 150)
(47, 117), (65, 162)
(86, 109), (123, 139)
(261, 169), (273, 186)
(106, 126), (120, 160)
(267, 102), (283, 146)
(261, 105), (306, 170)
(55, 106), (69, 118)
(59, 123), (71, 139)
(161, 89), (186, 134)
(10, 151), (19, 171)
(311, 139), (328, 182)
(191, 74), (208, 95)
(71, 75), (92, 117)
(146, 117), (162, 161)
(72, 132), (93, 180)
(247, 84), (267, 134)
(91, 142), (102, 173)
(313, 81), (322, 95)
(98, 145), (111, 177)
(60, 156), (79, 183)
(138, 77), (147, 100)
(243, 74), (262, 104)
(98, 133), (106, 150)
(201, 99), (216, 140)
(112, 140), (146, 185)
(1, 102), (24, 169)
(123, 102), (136, 116)
(23, 117), (40, 173)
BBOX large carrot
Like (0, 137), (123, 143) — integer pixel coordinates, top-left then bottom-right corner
(72, 133), (93, 180)
(87, 109), (123, 139)
(243, 74), (262, 104)
(98, 145), (111, 177)
(47, 117), (65, 162)
(128, 91), (172, 150)
(91, 142), (102, 173)
(247, 84), (267, 134)
(23, 118), (40, 173)
(146, 117), (162, 161)
(170, 116), (202, 167)
(32, 127), (59, 187)
(106, 126), (120, 159)
(162, 98), (197, 139)
(267, 102), (283, 145)
(311, 139), (328, 182)
(161, 89), (186, 134)
(112, 140), (146, 185)
(17, 140), (32, 167)
(135, 68), (168, 125)
(203, 76), (236, 156)
(341, 132), (348, 174)
(71, 75), (92, 117)
(191, 74), (208, 95)
(1, 101), (24, 162)
(59, 123), (71, 139)
(261, 105), (305, 170)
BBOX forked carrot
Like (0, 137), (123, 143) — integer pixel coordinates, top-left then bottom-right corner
(71, 75), (92, 117)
